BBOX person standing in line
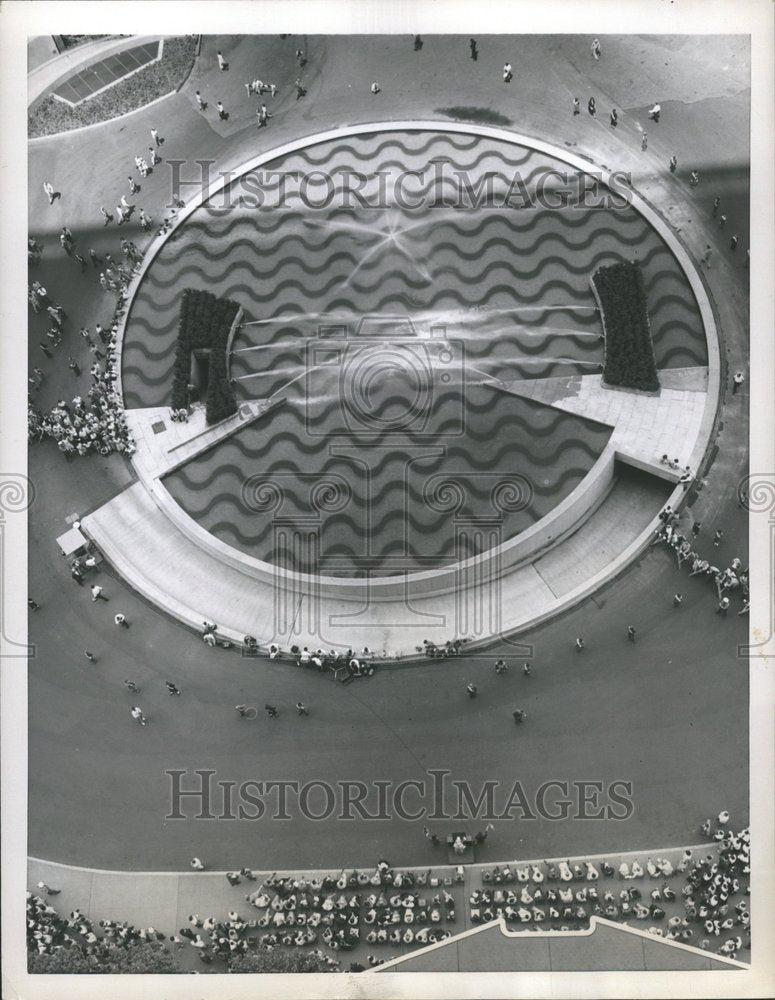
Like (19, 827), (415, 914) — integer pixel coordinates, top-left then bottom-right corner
(114, 613), (130, 628)
(43, 180), (56, 204)
(469, 38), (478, 60)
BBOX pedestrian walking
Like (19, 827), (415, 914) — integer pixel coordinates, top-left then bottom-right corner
(100, 206), (112, 225)
(712, 196), (720, 216)
(494, 658), (508, 675)
(125, 679), (139, 693)
(28, 598), (40, 611)
(627, 625), (636, 642)
(690, 170), (699, 187)
(90, 343), (104, 359)
(591, 38), (601, 60)
(370, 81), (381, 94)
(701, 245), (713, 268)
(729, 235), (738, 250)
(513, 709), (526, 724)
(414, 34), (423, 50)
(195, 90), (206, 111)
(37, 881), (60, 896)
(84, 650), (96, 663)
(60, 233), (73, 255)
(71, 564), (85, 585)
(73, 250), (87, 271)
(39, 343), (53, 359)
(466, 683), (477, 698)
(130, 705), (147, 726)
(575, 637), (585, 651)
(91, 584), (108, 602)
(295, 701), (309, 715)
(217, 50), (226, 71)
(68, 357), (81, 377)
(148, 147), (160, 166)
(295, 47), (306, 66)
(294, 78), (306, 100)
(610, 108), (618, 127)
(88, 248), (100, 267)
(718, 213), (727, 228)
(503, 62), (513, 83)
(216, 101), (227, 120)
(647, 102), (661, 122)
(166, 681), (181, 696)
(641, 132), (648, 151)
(572, 97), (580, 115)
(43, 181), (56, 204)
(150, 127), (162, 146)
(673, 593), (683, 607)
(588, 96), (596, 116)
(522, 662), (531, 676)
(114, 613), (130, 628)
(469, 38), (478, 60)
(139, 208), (150, 231)
(691, 520), (702, 537)
(716, 597), (730, 616)
(265, 704), (278, 718)
(732, 371), (745, 394)
(713, 529), (723, 547)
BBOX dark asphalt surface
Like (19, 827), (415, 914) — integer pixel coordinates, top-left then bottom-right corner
(27, 33), (750, 871)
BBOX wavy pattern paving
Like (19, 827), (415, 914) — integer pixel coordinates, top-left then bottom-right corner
(123, 128), (705, 575)
(164, 384), (612, 575)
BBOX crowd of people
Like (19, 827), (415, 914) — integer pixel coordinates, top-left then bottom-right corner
(654, 506), (749, 614)
(469, 820), (750, 961)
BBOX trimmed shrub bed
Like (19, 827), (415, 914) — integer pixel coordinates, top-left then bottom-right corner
(592, 261), (659, 393)
(29, 36), (197, 138)
(171, 288), (240, 424)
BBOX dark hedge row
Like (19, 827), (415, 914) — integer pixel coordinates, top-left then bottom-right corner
(171, 288), (240, 424)
(593, 261), (660, 392)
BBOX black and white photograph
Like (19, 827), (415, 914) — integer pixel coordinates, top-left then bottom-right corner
(1, 1), (773, 997)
